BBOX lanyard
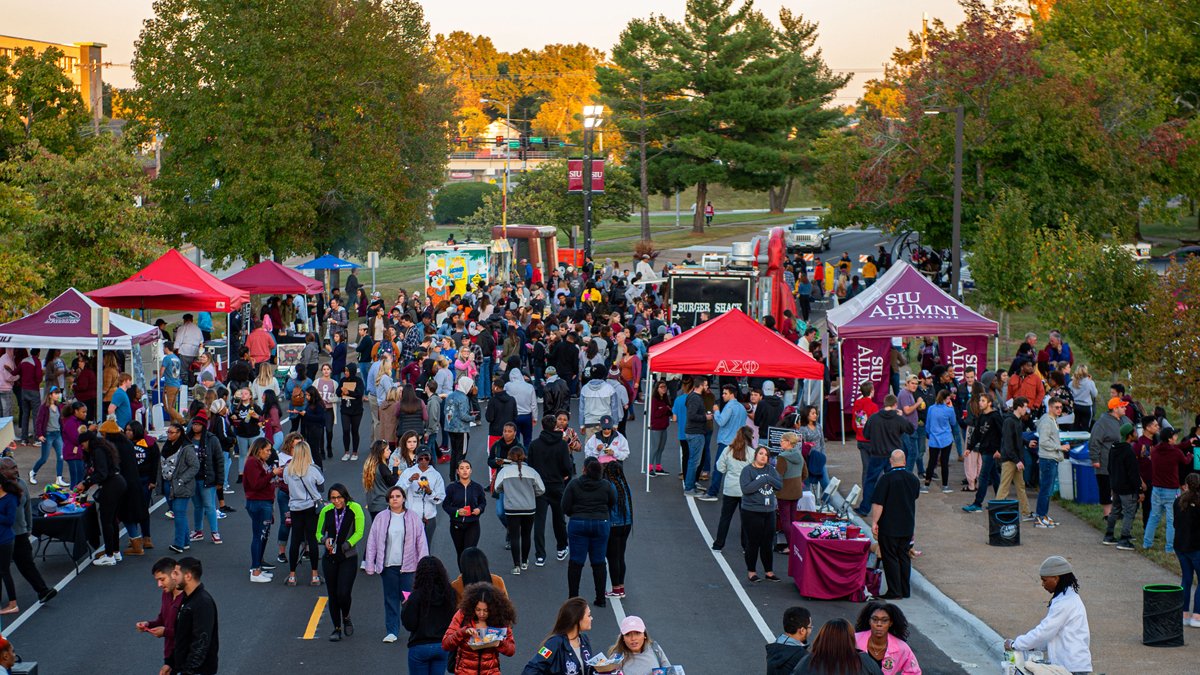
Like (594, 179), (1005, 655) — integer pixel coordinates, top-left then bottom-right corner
(333, 508), (346, 538)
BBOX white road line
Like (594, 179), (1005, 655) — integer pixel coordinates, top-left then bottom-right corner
(684, 496), (773, 641)
(3, 497), (167, 637)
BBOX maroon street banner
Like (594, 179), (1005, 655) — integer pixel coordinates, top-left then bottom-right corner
(841, 337), (892, 409)
(567, 159), (605, 194)
(940, 335), (989, 379)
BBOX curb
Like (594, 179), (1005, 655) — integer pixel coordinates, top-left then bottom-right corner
(828, 487), (1006, 664)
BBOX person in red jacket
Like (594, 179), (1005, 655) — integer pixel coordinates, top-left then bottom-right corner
(442, 582), (516, 675)
(648, 381), (672, 475)
(242, 438), (277, 582)
(137, 556), (184, 675)
(852, 382), (879, 492)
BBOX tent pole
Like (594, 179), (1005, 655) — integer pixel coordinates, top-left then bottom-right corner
(838, 339), (845, 445)
(644, 353), (652, 493)
(994, 335), (999, 372)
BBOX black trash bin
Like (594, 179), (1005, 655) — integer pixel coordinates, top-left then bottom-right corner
(1143, 584), (1184, 647)
(987, 499), (1020, 546)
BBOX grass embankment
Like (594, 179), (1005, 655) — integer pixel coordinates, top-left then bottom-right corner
(1052, 497), (1181, 575)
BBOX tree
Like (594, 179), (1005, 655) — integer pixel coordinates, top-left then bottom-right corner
(433, 182), (499, 224)
(0, 47), (91, 161)
(0, 183), (49, 322)
(968, 189), (1034, 357)
(3, 139), (163, 295)
(1029, 219), (1154, 379)
(128, 0), (455, 269)
(463, 159), (637, 239)
(1130, 257), (1200, 423)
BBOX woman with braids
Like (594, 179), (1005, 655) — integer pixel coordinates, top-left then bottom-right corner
(602, 459), (632, 599)
(853, 601), (920, 675)
(76, 432), (128, 565)
(1005, 556), (1091, 674)
(401, 556), (458, 674)
(441, 582), (517, 675)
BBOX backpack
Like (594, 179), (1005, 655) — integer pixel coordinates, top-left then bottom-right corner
(291, 387), (306, 407)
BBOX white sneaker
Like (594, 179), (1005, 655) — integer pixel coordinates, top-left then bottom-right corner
(1190, 617), (1200, 628)
(28, 470), (36, 485)
(341, 453), (350, 462)
(56, 476), (64, 485)
(93, 555), (116, 566)
(250, 572), (272, 583)
(114, 552), (123, 562)
(382, 634), (398, 643)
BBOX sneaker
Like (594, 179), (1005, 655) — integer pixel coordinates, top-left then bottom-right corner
(169, 544), (185, 554)
(695, 493), (718, 502)
(520, 562), (529, 570)
(1117, 540), (1136, 551)
(594, 597), (607, 608)
(219, 505), (235, 514)
(556, 549), (568, 561)
(1101, 536), (1118, 546)
(510, 566), (521, 575)
(329, 628), (342, 642)
(190, 531), (204, 542)
(93, 555), (117, 566)
(684, 488), (708, 498)
(961, 505), (982, 513)
(350, 454), (358, 461)
(211, 533), (223, 544)
(260, 561), (277, 570)
(1034, 517), (1053, 529)
(382, 634), (398, 643)
(343, 617), (354, 636)
(535, 558), (545, 567)
(341, 453), (350, 462)
(605, 588), (623, 598)
(277, 553), (288, 564)
(920, 483), (930, 494)
(115, 552), (123, 561)
(28, 470), (36, 485)
(942, 486), (954, 494)
(251, 572), (272, 583)
(1021, 513), (1036, 522)
(216, 510), (227, 519)
(1189, 617), (1200, 628)
(165, 510), (174, 519)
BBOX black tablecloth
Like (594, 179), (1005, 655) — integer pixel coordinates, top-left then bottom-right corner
(33, 504), (98, 563)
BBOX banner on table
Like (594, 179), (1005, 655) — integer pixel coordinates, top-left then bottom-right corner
(841, 337), (892, 409)
(940, 335), (988, 379)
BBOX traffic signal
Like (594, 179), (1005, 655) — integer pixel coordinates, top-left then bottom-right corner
(465, 137), (474, 146)
(495, 136), (504, 147)
(542, 138), (550, 150)
(519, 135), (529, 150)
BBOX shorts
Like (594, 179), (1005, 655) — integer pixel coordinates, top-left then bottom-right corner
(1096, 473), (1112, 506)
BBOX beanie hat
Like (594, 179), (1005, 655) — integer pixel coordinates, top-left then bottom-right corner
(1038, 555), (1073, 577)
(192, 409), (210, 424)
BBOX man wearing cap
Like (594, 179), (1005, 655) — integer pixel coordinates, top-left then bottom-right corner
(154, 318), (171, 342)
(175, 314), (204, 382)
(583, 415), (630, 464)
(1005, 556), (1091, 674)
(1089, 397), (1126, 518)
(896, 374), (924, 476)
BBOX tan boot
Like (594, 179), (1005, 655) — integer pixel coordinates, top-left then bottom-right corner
(142, 535), (154, 550)
(122, 537), (145, 556)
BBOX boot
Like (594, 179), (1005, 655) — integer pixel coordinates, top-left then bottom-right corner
(591, 563), (608, 607)
(123, 537), (145, 556)
(143, 535), (154, 550)
(567, 561), (584, 598)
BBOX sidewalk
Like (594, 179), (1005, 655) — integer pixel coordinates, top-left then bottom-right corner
(822, 439), (1193, 673)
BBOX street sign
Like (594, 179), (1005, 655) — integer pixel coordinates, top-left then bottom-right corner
(508, 140), (520, 149)
(90, 307), (110, 336)
(531, 137), (543, 144)
(367, 252), (379, 269)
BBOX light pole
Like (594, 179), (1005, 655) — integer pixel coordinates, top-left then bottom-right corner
(481, 98), (511, 240)
(924, 105), (964, 298)
(582, 105), (605, 262)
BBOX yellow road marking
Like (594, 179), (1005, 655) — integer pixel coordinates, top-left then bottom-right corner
(303, 597), (328, 639)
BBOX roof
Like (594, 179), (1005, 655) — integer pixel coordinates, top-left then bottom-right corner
(223, 260), (324, 295)
(825, 261), (998, 338)
(87, 249), (250, 312)
(646, 309), (824, 380)
(0, 288), (159, 350)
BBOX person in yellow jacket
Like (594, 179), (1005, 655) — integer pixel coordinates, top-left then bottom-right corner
(862, 256), (878, 287)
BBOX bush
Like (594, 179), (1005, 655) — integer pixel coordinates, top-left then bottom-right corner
(434, 182), (499, 225)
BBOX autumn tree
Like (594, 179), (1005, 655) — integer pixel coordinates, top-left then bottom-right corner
(0, 183), (49, 321)
(0, 47), (92, 161)
(434, 31), (504, 137)
(1129, 257), (1200, 422)
(129, 0), (455, 268)
(968, 189), (1033, 357)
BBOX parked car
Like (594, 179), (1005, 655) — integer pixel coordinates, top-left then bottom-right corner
(785, 217), (830, 253)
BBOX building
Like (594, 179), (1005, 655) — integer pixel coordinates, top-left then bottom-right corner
(447, 119), (559, 184)
(0, 35), (106, 131)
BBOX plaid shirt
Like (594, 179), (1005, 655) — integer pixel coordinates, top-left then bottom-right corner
(400, 324), (423, 365)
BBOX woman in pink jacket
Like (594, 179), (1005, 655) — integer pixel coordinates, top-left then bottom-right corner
(854, 601), (921, 675)
(365, 485), (429, 643)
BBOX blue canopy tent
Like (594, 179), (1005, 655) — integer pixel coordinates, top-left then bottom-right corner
(295, 255), (362, 332)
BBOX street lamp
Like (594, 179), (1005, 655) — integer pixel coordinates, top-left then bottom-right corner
(480, 98), (511, 240)
(582, 105), (605, 262)
(924, 105), (964, 298)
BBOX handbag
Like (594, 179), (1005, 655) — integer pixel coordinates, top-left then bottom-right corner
(303, 479), (326, 512)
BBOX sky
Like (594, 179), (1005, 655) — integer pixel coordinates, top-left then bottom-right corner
(2, 0), (965, 101)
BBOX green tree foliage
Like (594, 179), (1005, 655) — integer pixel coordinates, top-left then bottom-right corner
(0, 183), (49, 321)
(968, 189), (1033, 356)
(0, 47), (91, 161)
(128, 0), (455, 268)
(1130, 257), (1200, 421)
(463, 159), (637, 239)
(3, 139), (163, 295)
(434, 182), (499, 225)
(1029, 219), (1154, 377)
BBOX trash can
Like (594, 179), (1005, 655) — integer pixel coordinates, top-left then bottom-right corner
(1057, 459), (1075, 501)
(987, 499), (1020, 546)
(1143, 584), (1184, 647)
(1069, 443), (1098, 504)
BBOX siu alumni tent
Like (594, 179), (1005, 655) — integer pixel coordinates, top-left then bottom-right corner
(0, 288), (159, 350)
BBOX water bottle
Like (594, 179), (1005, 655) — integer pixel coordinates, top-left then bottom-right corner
(839, 523), (847, 539)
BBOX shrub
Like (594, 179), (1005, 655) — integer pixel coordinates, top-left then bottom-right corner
(434, 182), (499, 224)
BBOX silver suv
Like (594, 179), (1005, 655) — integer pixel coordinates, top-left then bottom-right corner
(786, 217), (830, 253)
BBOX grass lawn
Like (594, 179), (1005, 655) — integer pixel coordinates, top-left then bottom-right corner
(1140, 212), (1200, 243)
(1052, 497), (1181, 575)
(651, 182), (824, 212)
(591, 225), (768, 256)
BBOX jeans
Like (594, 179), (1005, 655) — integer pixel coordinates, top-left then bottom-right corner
(684, 433), (705, 491)
(702, 430), (713, 474)
(1144, 487), (1179, 552)
(35, 431), (63, 477)
(858, 456), (889, 515)
(648, 428), (668, 468)
(1036, 459), (1058, 517)
(476, 357), (493, 397)
(170, 497), (192, 549)
(952, 423), (964, 458)
(18, 390), (39, 442)
(1177, 549), (1200, 614)
(531, 366), (545, 399)
(706, 443), (727, 497)
(380, 566), (414, 637)
(237, 434), (262, 476)
(1106, 493), (1139, 541)
(902, 431), (923, 475)
(246, 499), (273, 570)
(408, 641), (449, 675)
(515, 413), (533, 449)
(567, 518), (610, 564)
(494, 490), (507, 529)
(358, 362), (371, 387)
(972, 455), (1001, 507)
(191, 485), (219, 533)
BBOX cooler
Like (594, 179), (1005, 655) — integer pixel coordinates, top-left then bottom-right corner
(1069, 442), (1099, 504)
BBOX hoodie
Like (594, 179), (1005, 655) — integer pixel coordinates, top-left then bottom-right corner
(862, 409), (914, 459)
(968, 409), (1002, 456)
(526, 428), (572, 488)
(505, 368), (538, 416)
(484, 390), (516, 436)
(765, 635), (807, 675)
(1107, 441), (1141, 496)
(561, 474), (617, 521)
(579, 377), (619, 426)
(999, 411), (1026, 464)
(401, 583), (458, 649)
(754, 394), (784, 430)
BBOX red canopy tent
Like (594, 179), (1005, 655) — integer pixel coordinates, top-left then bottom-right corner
(87, 249), (250, 312)
(223, 260), (324, 295)
(641, 309), (824, 491)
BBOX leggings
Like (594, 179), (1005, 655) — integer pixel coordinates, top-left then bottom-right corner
(96, 475), (128, 555)
(322, 554), (358, 630)
(607, 524), (631, 586)
(449, 520), (481, 563)
(741, 508), (775, 574)
(289, 507), (320, 573)
(324, 408), (336, 454)
(506, 514), (534, 567)
(925, 445), (952, 487)
(341, 411), (363, 457)
(0, 541), (15, 605)
(448, 433), (467, 476)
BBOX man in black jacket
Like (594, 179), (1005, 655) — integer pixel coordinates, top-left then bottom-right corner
(964, 393), (1003, 512)
(484, 379), (517, 447)
(765, 606), (811, 675)
(683, 377), (712, 497)
(1103, 423), (1141, 549)
(172, 557), (218, 675)
(753, 380), (784, 431)
(995, 397), (1032, 518)
(552, 332), (581, 397)
(542, 366), (571, 421)
(858, 395), (914, 517)
(527, 415), (572, 564)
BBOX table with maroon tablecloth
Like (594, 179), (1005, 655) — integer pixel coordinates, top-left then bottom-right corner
(787, 521), (871, 600)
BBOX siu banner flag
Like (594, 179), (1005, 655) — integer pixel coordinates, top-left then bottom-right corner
(841, 338), (892, 409)
(940, 335), (988, 379)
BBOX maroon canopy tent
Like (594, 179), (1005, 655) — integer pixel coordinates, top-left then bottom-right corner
(223, 260), (324, 295)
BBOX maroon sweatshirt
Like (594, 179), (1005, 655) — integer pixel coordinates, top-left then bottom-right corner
(146, 590), (184, 664)
(1150, 442), (1192, 489)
